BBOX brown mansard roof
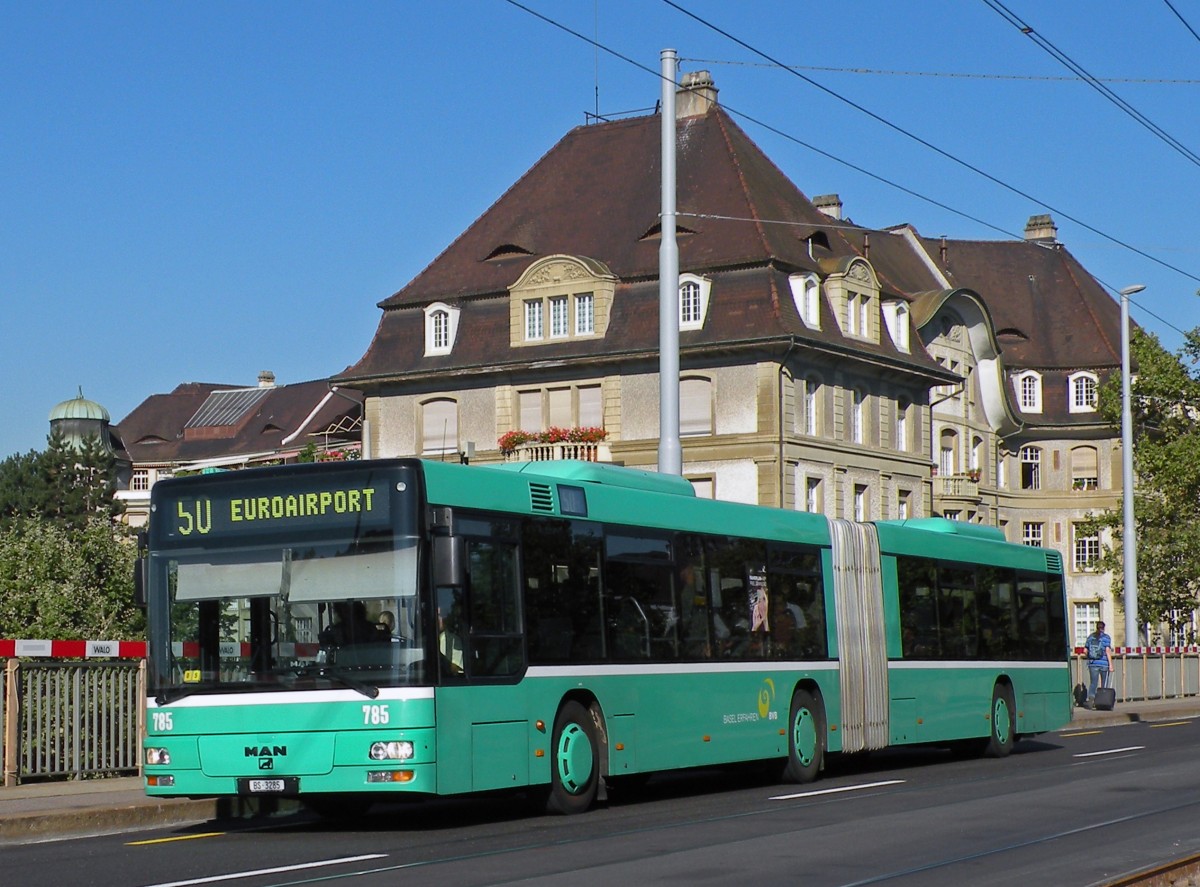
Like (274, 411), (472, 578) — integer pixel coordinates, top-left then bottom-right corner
(340, 107), (949, 384)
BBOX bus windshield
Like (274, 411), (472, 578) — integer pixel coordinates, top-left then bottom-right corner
(152, 538), (423, 701)
(144, 462), (427, 700)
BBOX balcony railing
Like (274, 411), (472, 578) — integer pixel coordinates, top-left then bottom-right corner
(934, 474), (980, 498)
(505, 442), (612, 463)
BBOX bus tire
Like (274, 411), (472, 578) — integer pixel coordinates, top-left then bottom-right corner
(783, 688), (824, 783)
(546, 700), (600, 815)
(983, 682), (1016, 758)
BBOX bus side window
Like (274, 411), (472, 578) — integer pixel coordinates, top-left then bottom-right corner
(465, 539), (523, 677)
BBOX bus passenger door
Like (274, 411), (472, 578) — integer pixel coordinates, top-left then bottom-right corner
(435, 536), (530, 795)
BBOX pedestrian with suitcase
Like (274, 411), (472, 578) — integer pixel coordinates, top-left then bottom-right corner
(1085, 621), (1113, 709)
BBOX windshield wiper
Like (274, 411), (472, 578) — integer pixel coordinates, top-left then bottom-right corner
(155, 686), (196, 706)
(292, 664), (379, 699)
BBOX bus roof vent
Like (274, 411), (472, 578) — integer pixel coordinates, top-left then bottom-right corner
(529, 482), (555, 513)
(1043, 549), (1063, 573)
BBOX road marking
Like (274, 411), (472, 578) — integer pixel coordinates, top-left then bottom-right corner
(139, 854), (387, 887)
(770, 779), (904, 801)
(127, 832), (224, 846)
(1150, 721), (1192, 728)
(1073, 746), (1144, 758)
(1061, 730), (1103, 737)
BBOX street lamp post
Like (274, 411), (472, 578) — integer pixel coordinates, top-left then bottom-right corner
(1120, 283), (1145, 649)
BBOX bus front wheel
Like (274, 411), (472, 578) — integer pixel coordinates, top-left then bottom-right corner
(783, 688), (824, 783)
(546, 700), (600, 815)
(983, 683), (1016, 758)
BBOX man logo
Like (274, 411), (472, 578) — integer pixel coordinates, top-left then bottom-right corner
(259, 758), (274, 770)
(244, 745), (287, 757)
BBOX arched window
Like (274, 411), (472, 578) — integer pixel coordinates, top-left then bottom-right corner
(788, 272), (821, 328)
(1014, 371), (1042, 413)
(421, 399), (458, 455)
(678, 274), (712, 330)
(1070, 446), (1099, 490)
(1069, 372), (1099, 413)
(680, 377), (713, 436)
(939, 429), (958, 476)
(424, 302), (460, 356)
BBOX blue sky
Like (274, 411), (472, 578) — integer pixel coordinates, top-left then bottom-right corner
(4, 1), (1199, 459)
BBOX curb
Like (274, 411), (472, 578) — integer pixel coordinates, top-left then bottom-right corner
(0, 797), (218, 846)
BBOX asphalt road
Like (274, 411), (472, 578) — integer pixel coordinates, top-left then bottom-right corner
(8, 717), (1200, 887)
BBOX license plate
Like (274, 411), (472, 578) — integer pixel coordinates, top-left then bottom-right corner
(248, 779), (286, 793)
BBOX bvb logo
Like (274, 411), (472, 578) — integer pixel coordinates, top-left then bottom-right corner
(757, 678), (776, 719)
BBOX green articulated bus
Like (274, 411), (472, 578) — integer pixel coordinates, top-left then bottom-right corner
(139, 458), (1070, 815)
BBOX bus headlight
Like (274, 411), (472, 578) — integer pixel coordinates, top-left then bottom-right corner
(145, 747), (172, 766)
(369, 740), (414, 761)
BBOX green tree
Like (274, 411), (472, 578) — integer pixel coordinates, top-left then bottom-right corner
(0, 429), (123, 529)
(1086, 327), (1200, 643)
(0, 516), (143, 639)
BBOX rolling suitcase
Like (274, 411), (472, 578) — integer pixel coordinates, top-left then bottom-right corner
(1094, 672), (1116, 711)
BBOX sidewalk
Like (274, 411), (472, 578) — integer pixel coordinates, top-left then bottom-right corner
(1, 696), (1197, 845)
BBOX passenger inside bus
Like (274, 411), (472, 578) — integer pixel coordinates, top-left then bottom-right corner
(319, 601), (384, 648)
(437, 588), (465, 674)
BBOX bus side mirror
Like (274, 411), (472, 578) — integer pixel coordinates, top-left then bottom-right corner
(133, 530), (148, 609)
(433, 535), (465, 588)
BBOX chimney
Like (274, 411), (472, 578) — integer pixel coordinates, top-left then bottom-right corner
(258, 370), (277, 388)
(676, 70), (718, 118)
(813, 194), (842, 221)
(1024, 213), (1058, 243)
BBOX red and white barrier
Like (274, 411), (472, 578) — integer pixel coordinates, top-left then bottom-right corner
(0, 639), (147, 658)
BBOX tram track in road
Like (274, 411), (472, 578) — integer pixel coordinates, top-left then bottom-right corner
(1097, 850), (1200, 887)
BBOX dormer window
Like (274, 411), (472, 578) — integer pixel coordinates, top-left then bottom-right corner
(1014, 371), (1043, 413)
(510, 255), (616, 347)
(882, 301), (911, 352)
(823, 257), (879, 343)
(788, 272), (821, 328)
(424, 303), (460, 356)
(1069, 371), (1098, 412)
(679, 273), (712, 331)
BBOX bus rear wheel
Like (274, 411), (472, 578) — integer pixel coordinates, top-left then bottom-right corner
(783, 688), (824, 783)
(546, 700), (600, 815)
(983, 683), (1016, 758)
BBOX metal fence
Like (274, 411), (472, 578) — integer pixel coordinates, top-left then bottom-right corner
(1072, 650), (1200, 701)
(2, 659), (144, 786)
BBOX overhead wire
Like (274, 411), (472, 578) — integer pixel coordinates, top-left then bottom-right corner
(981, 0), (1200, 169)
(1163, 0), (1200, 45)
(501, 0), (1200, 297)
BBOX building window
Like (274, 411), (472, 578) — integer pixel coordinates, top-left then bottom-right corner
(1071, 446), (1099, 490)
(424, 302), (461, 356)
(680, 376), (713, 436)
(1020, 446), (1041, 490)
(806, 477), (825, 513)
(854, 484), (869, 521)
(882, 301), (910, 352)
(524, 300), (544, 341)
(1069, 372), (1099, 413)
(678, 274), (712, 331)
(1074, 602), (1100, 648)
(939, 429), (958, 476)
(516, 384), (604, 432)
(897, 490), (911, 520)
(944, 510), (961, 521)
(1073, 526), (1101, 572)
(804, 378), (821, 436)
(847, 292), (870, 336)
(550, 296), (569, 338)
(575, 293), (595, 335)
(1022, 522), (1044, 547)
(789, 273), (821, 328)
(688, 476), (715, 499)
(850, 389), (865, 444)
(895, 398), (909, 452)
(1015, 371), (1043, 413)
(421, 398), (458, 454)
(131, 469), (150, 492)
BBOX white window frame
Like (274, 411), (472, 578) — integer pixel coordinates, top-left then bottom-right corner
(895, 398), (909, 452)
(575, 292), (595, 335)
(1020, 445), (1041, 490)
(131, 468), (150, 492)
(882, 300), (911, 352)
(420, 398), (459, 455)
(1022, 521), (1044, 547)
(680, 376), (714, 436)
(678, 273), (712, 331)
(788, 272), (821, 329)
(550, 295), (569, 338)
(1015, 371), (1043, 413)
(1073, 525), (1101, 573)
(1073, 602), (1100, 648)
(424, 302), (461, 356)
(1069, 371), (1099, 413)
(854, 484), (868, 521)
(850, 388), (865, 444)
(524, 300), (544, 341)
(804, 378), (821, 436)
